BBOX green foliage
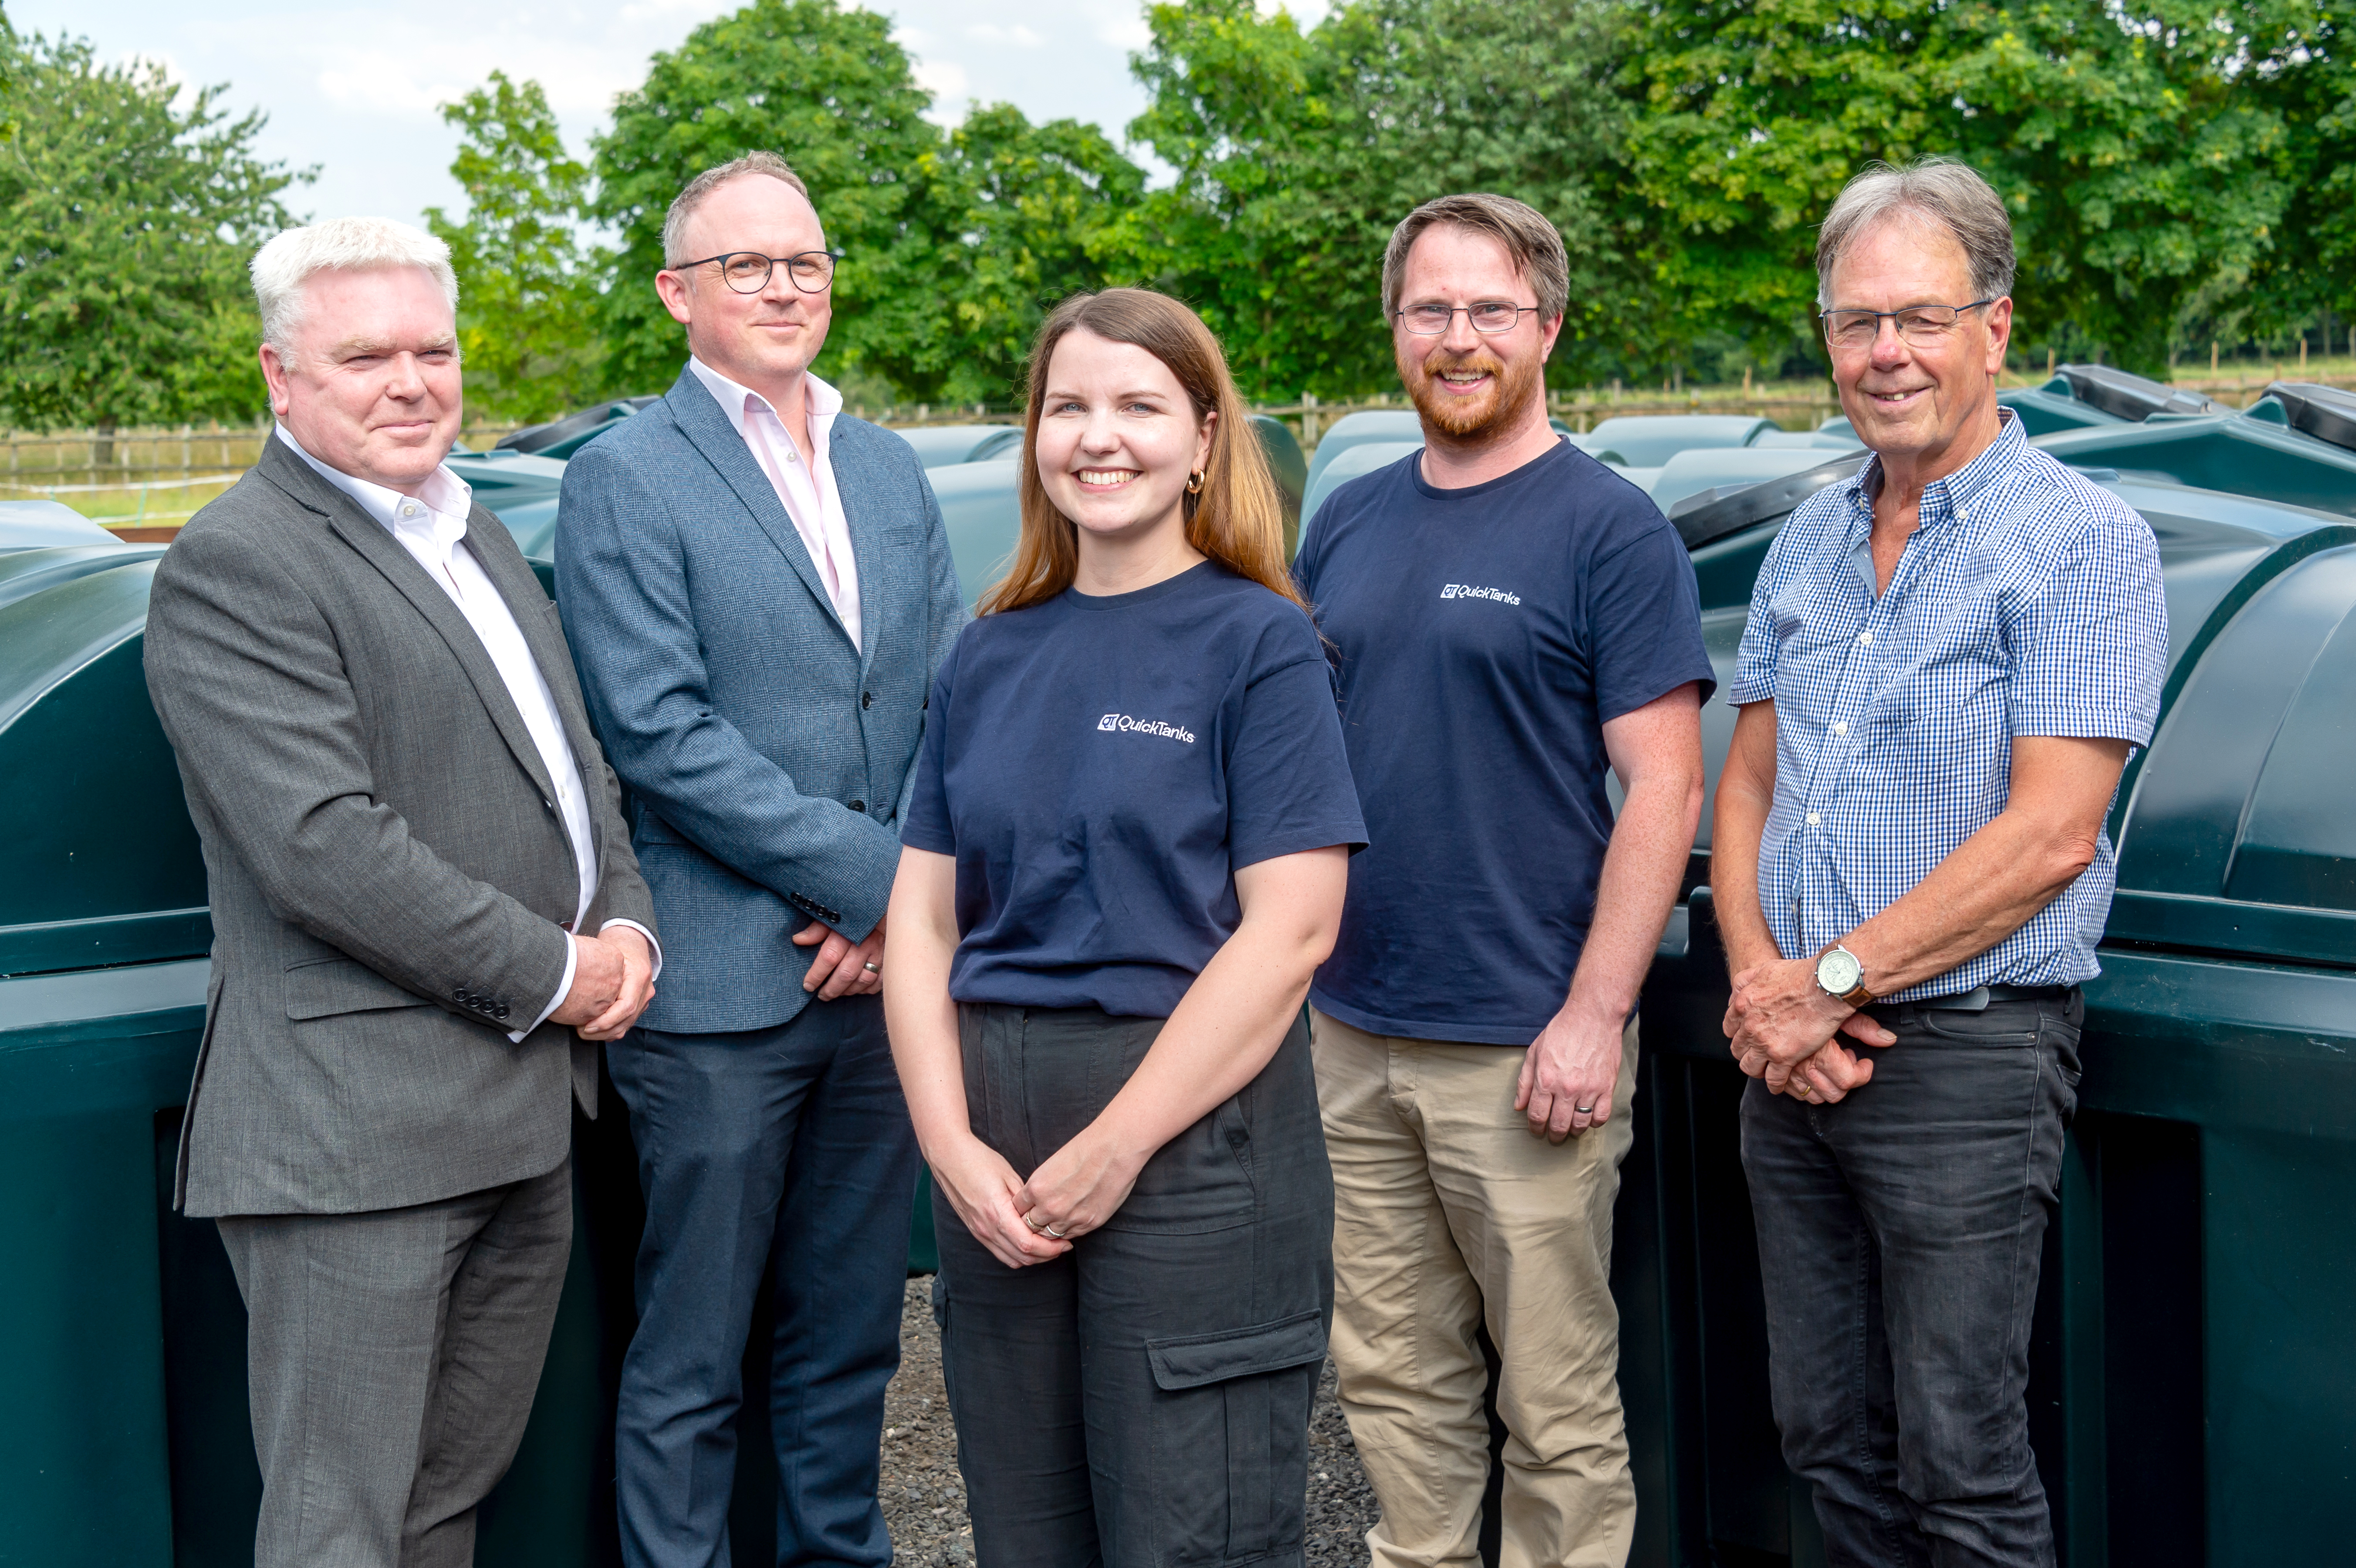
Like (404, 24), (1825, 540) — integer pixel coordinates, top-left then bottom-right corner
(906, 106), (1148, 404)
(1624, 0), (2323, 374)
(0, 28), (307, 431)
(424, 72), (605, 424)
(2245, 0), (2356, 337)
(1126, 0), (1645, 398)
(588, 0), (946, 398)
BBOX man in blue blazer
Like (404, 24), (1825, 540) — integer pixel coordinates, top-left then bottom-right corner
(555, 152), (963, 1568)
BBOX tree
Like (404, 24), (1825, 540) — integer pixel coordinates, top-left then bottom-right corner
(1125, 0), (1643, 400)
(589, 0), (950, 399)
(425, 72), (606, 424)
(1622, 0), (2311, 375)
(0, 28), (308, 435)
(916, 104), (1148, 404)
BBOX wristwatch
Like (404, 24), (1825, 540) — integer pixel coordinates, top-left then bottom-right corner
(1815, 943), (1876, 1008)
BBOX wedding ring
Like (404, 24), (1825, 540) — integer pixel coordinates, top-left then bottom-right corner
(862, 961), (881, 974)
(1575, 1103), (1595, 1115)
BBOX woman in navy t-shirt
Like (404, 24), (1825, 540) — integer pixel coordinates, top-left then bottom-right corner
(886, 288), (1366, 1565)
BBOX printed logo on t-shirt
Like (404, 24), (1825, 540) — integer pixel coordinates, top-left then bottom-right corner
(1440, 583), (1521, 605)
(1094, 712), (1197, 744)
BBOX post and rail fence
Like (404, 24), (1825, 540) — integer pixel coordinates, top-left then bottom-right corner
(8, 363), (2349, 534)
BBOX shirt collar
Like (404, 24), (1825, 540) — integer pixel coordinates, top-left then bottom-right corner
(1844, 407), (2024, 526)
(686, 356), (841, 444)
(275, 424), (473, 536)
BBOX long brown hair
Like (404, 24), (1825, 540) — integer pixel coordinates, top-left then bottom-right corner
(977, 289), (1304, 616)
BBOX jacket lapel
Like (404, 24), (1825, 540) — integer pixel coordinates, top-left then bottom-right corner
(664, 367), (854, 652)
(255, 436), (561, 809)
(832, 423), (889, 678)
(463, 506), (608, 870)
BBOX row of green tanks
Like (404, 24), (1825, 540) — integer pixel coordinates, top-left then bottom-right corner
(0, 367), (2349, 1565)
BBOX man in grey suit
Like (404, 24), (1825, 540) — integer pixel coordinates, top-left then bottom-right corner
(555, 153), (962, 1567)
(143, 216), (660, 1568)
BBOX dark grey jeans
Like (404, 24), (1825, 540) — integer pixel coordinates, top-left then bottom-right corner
(933, 1002), (1334, 1568)
(1741, 991), (2083, 1568)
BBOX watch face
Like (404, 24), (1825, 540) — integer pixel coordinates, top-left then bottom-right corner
(1818, 947), (1862, 994)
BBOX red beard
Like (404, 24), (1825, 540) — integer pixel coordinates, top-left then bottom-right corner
(1400, 340), (1544, 439)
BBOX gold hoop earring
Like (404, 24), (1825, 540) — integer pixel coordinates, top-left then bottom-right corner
(1186, 469), (1206, 494)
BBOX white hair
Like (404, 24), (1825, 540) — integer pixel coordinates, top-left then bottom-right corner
(250, 217), (460, 356)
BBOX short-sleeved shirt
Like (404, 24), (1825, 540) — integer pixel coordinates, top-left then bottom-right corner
(1294, 439), (1717, 1045)
(901, 561), (1367, 1019)
(1730, 412), (2168, 998)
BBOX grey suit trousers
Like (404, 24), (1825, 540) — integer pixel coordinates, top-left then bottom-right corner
(216, 1159), (573, 1568)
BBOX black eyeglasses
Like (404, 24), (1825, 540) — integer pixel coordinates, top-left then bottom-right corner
(674, 249), (845, 295)
(1820, 299), (1997, 350)
(1396, 301), (1541, 335)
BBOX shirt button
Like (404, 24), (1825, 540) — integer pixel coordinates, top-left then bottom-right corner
(1807, 811), (1822, 825)
(848, 799), (866, 814)
(862, 691), (873, 710)
(1832, 721), (1849, 736)
(1857, 631), (1874, 645)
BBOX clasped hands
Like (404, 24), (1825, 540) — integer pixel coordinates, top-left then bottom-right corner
(1722, 956), (1896, 1102)
(551, 925), (656, 1041)
(929, 1123), (1148, 1271)
(794, 915), (886, 999)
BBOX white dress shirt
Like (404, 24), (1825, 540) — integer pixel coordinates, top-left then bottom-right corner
(278, 427), (659, 1037)
(686, 357), (862, 651)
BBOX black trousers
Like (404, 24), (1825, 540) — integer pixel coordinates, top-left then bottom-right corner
(1741, 991), (2083, 1568)
(933, 1003), (1334, 1568)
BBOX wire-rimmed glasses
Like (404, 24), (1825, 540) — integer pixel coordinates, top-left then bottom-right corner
(1820, 299), (1997, 351)
(1395, 301), (1540, 335)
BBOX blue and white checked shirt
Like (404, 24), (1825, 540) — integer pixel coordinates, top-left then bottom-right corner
(1730, 413), (2168, 998)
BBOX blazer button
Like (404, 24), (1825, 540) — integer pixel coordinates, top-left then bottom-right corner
(862, 691), (873, 710)
(848, 799), (866, 813)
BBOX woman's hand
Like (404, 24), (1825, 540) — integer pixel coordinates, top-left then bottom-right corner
(932, 1133), (1072, 1270)
(1015, 1126), (1149, 1244)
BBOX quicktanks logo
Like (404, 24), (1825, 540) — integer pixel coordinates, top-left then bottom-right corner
(1096, 713), (1197, 744)
(1440, 583), (1521, 605)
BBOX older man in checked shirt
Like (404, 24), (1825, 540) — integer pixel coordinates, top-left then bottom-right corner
(1712, 159), (2167, 1568)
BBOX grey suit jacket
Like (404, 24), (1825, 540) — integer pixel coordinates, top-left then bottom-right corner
(144, 434), (656, 1218)
(556, 368), (963, 1035)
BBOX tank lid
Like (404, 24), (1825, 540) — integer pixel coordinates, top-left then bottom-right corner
(2253, 382), (2356, 453)
(2053, 364), (2221, 422)
(1669, 452), (1869, 550)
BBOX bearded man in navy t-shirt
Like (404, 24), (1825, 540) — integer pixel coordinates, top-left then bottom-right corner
(1295, 193), (1714, 1568)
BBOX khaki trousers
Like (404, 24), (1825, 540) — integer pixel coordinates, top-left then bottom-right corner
(1311, 1008), (1639, 1568)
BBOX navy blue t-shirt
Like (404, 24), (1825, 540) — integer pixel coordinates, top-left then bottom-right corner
(1294, 439), (1716, 1044)
(902, 561), (1368, 1019)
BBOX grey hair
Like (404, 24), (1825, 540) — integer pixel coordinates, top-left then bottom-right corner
(1815, 158), (2017, 308)
(249, 217), (459, 357)
(662, 152), (814, 268)
(1381, 193), (1569, 323)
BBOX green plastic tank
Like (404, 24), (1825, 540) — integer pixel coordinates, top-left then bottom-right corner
(1616, 458), (2356, 1568)
(13, 406), (2350, 1565)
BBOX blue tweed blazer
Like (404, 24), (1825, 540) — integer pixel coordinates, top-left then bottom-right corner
(556, 366), (964, 1034)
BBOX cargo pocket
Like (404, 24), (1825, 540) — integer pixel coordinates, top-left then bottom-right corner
(1145, 1309), (1325, 1564)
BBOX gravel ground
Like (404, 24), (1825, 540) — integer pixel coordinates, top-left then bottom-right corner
(879, 1277), (1380, 1566)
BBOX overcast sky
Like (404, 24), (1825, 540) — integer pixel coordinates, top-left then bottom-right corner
(6, 0), (1330, 233)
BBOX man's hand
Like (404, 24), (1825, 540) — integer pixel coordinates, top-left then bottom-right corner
(1516, 1002), (1626, 1142)
(551, 926), (656, 1041)
(1724, 957), (1894, 1100)
(794, 915), (884, 999)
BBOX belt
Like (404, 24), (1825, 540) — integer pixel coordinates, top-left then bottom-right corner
(1904, 983), (2075, 1012)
